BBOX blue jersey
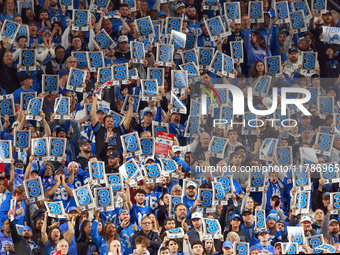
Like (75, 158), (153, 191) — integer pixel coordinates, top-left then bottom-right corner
(72, 172), (88, 189)
(59, 222), (77, 255)
(48, 7), (67, 29)
(241, 223), (259, 247)
(47, 183), (75, 210)
(13, 87), (36, 104)
(183, 195), (196, 219)
(0, 231), (14, 255)
(169, 122), (185, 140)
(29, 36), (43, 49)
(120, 224), (141, 255)
(111, 18), (129, 32)
(188, 21), (202, 36)
(265, 179), (286, 211)
(44, 241), (57, 255)
(130, 204), (152, 226)
(0, 13), (16, 23)
(145, 191), (162, 210)
(198, 34), (217, 48)
(100, 208), (120, 225)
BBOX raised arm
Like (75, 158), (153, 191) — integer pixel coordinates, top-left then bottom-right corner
(8, 158), (14, 192)
(24, 155), (34, 181)
(95, 12), (105, 33)
(61, 23), (72, 50)
(124, 178), (132, 211)
(90, 96), (99, 127)
(41, 112), (51, 137)
(46, 178), (61, 196)
(16, 111), (28, 131)
(117, 12), (130, 35)
(63, 214), (75, 244)
(61, 176), (74, 197)
(122, 96), (135, 131)
(41, 211), (49, 245)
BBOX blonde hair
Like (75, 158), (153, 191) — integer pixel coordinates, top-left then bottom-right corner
(226, 231), (240, 242)
(171, 185), (182, 195)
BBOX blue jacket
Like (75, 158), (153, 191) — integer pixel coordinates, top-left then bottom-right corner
(91, 220), (109, 255)
(244, 28), (272, 66)
(0, 230), (14, 255)
(0, 193), (26, 229)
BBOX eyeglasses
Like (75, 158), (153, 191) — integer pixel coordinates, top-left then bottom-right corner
(173, 190), (181, 192)
(69, 61), (77, 63)
(142, 222), (152, 225)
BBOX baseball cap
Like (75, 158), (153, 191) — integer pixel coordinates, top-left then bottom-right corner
(335, 134), (340, 140)
(78, 140), (91, 147)
(14, 159), (24, 165)
(43, 30), (52, 37)
(172, 146), (181, 153)
(235, 145), (246, 151)
(323, 192), (330, 199)
(118, 35), (128, 43)
(67, 206), (78, 213)
(298, 37), (309, 44)
(277, 219), (285, 225)
(191, 212), (203, 220)
(84, 93), (93, 99)
(176, 3), (185, 9)
(257, 228), (269, 235)
(301, 126), (313, 132)
(19, 73), (33, 82)
(274, 242), (282, 248)
(108, 151), (120, 159)
(157, 11), (167, 17)
(96, 108), (108, 115)
(242, 209), (252, 215)
(58, 69), (69, 77)
(329, 219), (339, 225)
(186, 5), (196, 11)
(300, 216), (312, 223)
(223, 241), (233, 249)
(52, 125), (61, 132)
(119, 209), (129, 216)
(143, 110), (154, 117)
(231, 214), (241, 221)
(54, 168), (65, 176)
(56, 127), (66, 135)
(288, 46), (298, 54)
(300, 114), (311, 119)
(186, 181), (197, 189)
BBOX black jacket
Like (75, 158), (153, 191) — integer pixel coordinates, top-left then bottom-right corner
(0, 43), (20, 94)
(10, 220), (41, 255)
(132, 230), (162, 255)
(75, 216), (99, 255)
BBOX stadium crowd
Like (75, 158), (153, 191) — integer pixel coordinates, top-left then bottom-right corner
(0, 0), (339, 254)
